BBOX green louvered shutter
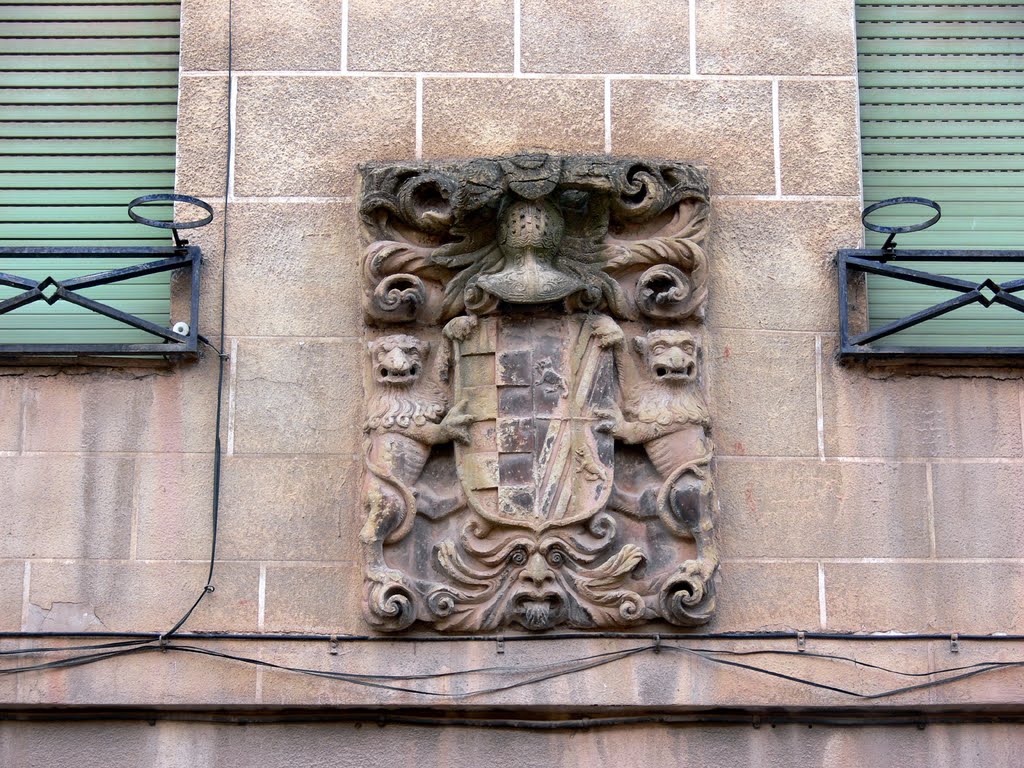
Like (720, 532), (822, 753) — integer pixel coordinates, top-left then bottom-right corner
(856, 0), (1024, 348)
(0, 0), (180, 346)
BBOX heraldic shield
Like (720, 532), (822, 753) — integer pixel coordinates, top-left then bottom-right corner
(359, 154), (720, 632)
(453, 314), (616, 532)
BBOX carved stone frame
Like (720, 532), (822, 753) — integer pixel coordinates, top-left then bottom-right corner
(358, 154), (719, 632)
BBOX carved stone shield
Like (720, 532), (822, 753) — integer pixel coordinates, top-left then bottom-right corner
(453, 314), (616, 532)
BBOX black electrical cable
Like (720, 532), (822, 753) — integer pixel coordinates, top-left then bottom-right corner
(6, 637), (1024, 702)
(156, 0), (234, 643)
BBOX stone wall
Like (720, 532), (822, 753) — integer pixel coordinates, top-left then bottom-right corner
(3, 0), (1023, 760)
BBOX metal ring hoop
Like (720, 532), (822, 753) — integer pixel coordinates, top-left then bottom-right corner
(128, 194), (215, 230)
(861, 196), (941, 235)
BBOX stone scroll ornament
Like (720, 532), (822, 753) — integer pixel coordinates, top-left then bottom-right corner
(358, 154), (719, 632)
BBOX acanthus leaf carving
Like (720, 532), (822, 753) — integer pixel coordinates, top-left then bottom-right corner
(358, 154), (719, 632)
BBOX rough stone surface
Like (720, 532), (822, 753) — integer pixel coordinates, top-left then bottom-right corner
(0, 377), (21, 451)
(825, 562), (1024, 633)
(27, 561), (259, 632)
(779, 80), (861, 196)
(710, 561), (821, 631)
(708, 199), (862, 332)
(234, 77), (415, 197)
(232, 0), (342, 70)
(421, 78), (604, 158)
(262, 562), (361, 632)
(175, 76), (229, 199)
(5, 721), (1024, 768)
(231, 338), (363, 455)
(224, 203), (361, 338)
(612, 80), (774, 194)
(134, 454), (214, 561)
(717, 460), (931, 558)
(14, 640), (258, 707)
(348, 0), (513, 72)
(695, 0), (857, 75)
(521, 0), (688, 74)
(217, 457), (360, 560)
(706, 330), (819, 457)
(932, 462), (1024, 558)
(179, 0), (228, 70)
(22, 364), (220, 454)
(0, 457), (134, 560)
(821, 342), (1024, 458)
(0, 562), (23, 631)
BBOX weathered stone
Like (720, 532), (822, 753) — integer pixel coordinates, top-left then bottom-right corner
(706, 330), (819, 456)
(779, 80), (861, 196)
(263, 562), (361, 633)
(218, 457), (360, 560)
(695, 0), (857, 75)
(231, 338), (363, 455)
(708, 199), (862, 332)
(14, 640), (257, 707)
(224, 203), (361, 337)
(22, 363), (221, 454)
(27, 561), (259, 632)
(134, 454), (214, 561)
(710, 562), (821, 631)
(174, 76), (229, 199)
(0, 457), (134, 559)
(349, 0), (513, 72)
(0, 562), (23, 631)
(932, 462), (1024, 558)
(717, 459), (932, 558)
(179, 0), (228, 71)
(821, 340), (1023, 458)
(234, 76), (415, 197)
(4, 720), (1024, 767)
(421, 79), (604, 158)
(825, 562), (1024, 633)
(521, 0), (688, 74)
(359, 157), (717, 632)
(612, 79), (774, 194)
(0, 377), (20, 451)
(231, 0), (342, 70)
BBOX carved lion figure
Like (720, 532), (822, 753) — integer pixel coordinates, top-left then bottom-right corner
(362, 334), (471, 551)
(609, 329), (711, 534)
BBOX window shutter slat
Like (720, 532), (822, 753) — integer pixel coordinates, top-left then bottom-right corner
(0, 1), (181, 346)
(856, 1), (1024, 349)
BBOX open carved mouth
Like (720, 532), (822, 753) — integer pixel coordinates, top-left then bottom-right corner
(512, 594), (565, 631)
(377, 364), (420, 384)
(655, 362), (696, 381)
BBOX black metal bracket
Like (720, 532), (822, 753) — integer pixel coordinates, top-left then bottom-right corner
(0, 245), (202, 358)
(839, 195), (1024, 360)
(838, 247), (1024, 359)
(127, 193), (215, 250)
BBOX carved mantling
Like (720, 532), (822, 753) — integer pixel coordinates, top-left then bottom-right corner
(358, 154), (719, 632)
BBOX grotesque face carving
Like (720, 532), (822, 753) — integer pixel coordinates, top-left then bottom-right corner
(505, 541), (569, 631)
(634, 329), (699, 384)
(369, 335), (429, 386)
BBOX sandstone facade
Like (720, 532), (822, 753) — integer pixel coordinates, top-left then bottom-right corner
(3, 0), (1023, 763)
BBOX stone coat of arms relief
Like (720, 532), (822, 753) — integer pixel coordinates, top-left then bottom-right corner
(358, 154), (719, 632)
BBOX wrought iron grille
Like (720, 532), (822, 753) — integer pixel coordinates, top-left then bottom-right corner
(0, 244), (201, 357)
(838, 248), (1024, 359)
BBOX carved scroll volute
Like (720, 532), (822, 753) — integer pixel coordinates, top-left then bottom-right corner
(358, 155), (720, 633)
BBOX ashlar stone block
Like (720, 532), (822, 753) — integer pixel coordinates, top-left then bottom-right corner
(234, 76), (415, 197)
(695, 0), (857, 75)
(521, 0), (689, 74)
(421, 78), (604, 158)
(348, 0), (513, 72)
(612, 79), (775, 195)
